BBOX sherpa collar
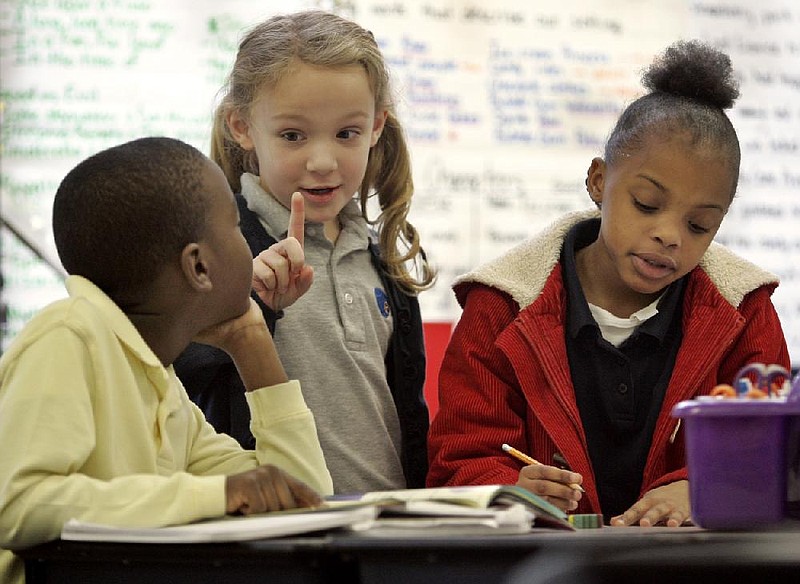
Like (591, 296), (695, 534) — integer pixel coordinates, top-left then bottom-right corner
(454, 208), (779, 310)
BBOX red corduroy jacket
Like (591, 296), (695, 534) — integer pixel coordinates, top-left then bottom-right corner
(427, 211), (790, 517)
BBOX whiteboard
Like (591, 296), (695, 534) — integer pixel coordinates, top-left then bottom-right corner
(2, 0), (799, 364)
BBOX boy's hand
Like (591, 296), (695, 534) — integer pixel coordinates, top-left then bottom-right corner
(610, 480), (691, 527)
(193, 298), (268, 355)
(225, 464), (323, 515)
(516, 464), (583, 513)
(193, 298), (287, 390)
(252, 192), (314, 312)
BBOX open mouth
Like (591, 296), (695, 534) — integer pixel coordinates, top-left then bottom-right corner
(303, 187), (337, 196)
(643, 257), (669, 268)
(633, 253), (676, 279)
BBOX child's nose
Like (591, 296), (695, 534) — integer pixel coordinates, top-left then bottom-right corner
(306, 143), (338, 174)
(653, 219), (681, 248)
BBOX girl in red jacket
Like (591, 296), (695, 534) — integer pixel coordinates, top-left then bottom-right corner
(427, 40), (790, 527)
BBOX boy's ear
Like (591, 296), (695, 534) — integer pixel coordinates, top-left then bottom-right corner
(181, 243), (213, 292)
(226, 110), (255, 150)
(370, 109), (388, 147)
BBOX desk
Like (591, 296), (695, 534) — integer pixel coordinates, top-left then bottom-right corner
(20, 526), (800, 584)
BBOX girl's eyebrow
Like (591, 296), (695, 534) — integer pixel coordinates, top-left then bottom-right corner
(638, 173), (726, 212)
(269, 113), (308, 123)
(638, 173), (667, 193)
(636, 174), (667, 191)
(695, 203), (726, 212)
(271, 110), (372, 122)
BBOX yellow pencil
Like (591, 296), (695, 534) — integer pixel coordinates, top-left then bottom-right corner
(501, 443), (585, 493)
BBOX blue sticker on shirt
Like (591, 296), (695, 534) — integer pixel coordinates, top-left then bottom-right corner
(374, 288), (391, 317)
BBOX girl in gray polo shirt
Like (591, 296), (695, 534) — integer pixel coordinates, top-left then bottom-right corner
(175, 10), (435, 494)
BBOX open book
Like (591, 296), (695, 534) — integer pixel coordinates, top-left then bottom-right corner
(328, 484), (575, 532)
(61, 505), (378, 544)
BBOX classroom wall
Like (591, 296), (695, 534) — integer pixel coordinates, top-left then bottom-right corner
(2, 0), (799, 367)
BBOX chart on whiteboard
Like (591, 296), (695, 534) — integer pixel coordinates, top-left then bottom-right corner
(2, 1), (799, 363)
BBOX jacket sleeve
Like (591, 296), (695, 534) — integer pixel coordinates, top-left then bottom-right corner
(427, 284), (530, 488)
(643, 284), (790, 495)
(718, 285), (790, 382)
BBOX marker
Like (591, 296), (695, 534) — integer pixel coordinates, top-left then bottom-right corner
(501, 443), (585, 493)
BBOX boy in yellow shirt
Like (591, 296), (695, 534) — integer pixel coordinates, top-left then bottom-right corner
(0, 137), (333, 583)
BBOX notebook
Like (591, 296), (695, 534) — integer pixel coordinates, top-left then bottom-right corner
(60, 505), (378, 543)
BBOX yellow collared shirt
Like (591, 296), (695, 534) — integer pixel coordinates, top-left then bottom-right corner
(0, 276), (331, 583)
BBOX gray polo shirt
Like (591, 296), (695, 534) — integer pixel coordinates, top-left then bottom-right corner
(240, 174), (405, 494)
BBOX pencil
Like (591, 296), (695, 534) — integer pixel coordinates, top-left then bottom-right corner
(501, 443), (585, 493)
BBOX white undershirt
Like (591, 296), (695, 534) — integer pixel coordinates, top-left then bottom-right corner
(588, 294), (663, 347)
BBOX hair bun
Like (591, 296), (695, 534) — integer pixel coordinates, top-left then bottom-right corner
(642, 40), (740, 110)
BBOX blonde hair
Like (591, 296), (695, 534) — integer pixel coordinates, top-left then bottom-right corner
(211, 10), (435, 294)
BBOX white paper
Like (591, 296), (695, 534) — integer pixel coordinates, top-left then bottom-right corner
(60, 506), (378, 543)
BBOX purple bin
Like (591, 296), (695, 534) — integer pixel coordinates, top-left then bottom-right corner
(672, 384), (800, 529)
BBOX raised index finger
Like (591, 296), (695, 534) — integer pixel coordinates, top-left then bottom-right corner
(288, 191), (305, 248)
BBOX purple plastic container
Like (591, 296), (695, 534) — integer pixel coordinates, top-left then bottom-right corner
(672, 381), (800, 530)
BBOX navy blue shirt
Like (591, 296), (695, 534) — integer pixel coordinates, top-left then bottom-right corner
(561, 219), (684, 522)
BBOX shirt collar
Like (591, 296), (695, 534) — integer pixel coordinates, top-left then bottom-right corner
(638, 274), (684, 342)
(562, 218), (601, 339)
(65, 275), (162, 368)
(562, 219), (684, 343)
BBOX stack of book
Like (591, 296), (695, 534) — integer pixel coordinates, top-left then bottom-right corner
(60, 484), (574, 543)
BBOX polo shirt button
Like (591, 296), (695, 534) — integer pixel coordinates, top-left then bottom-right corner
(618, 383), (628, 395)
(344, 293), (354, 304)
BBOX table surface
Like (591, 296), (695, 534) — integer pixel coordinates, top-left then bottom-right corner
(19, 524), (800, 584)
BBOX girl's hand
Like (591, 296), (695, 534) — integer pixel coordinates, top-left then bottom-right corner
(252, 192), (314, 312)
(516, 464), (583, 512)
(610, 480), (692, 527)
